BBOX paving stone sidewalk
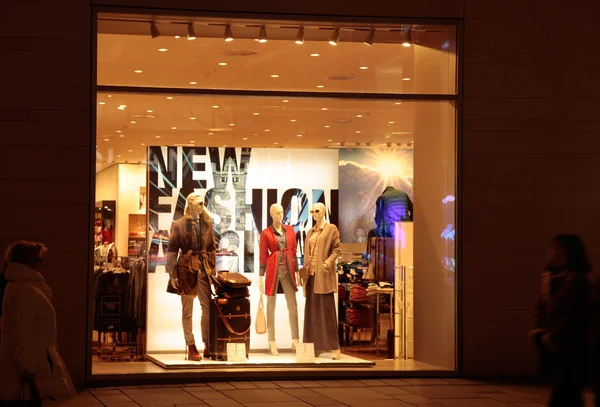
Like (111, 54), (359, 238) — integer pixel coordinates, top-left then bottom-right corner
(57, 378), (591, 407)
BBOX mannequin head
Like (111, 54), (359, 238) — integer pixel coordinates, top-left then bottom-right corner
(184, 191), (206, 218)
(310, 203), (326, 224)
(270, 204), (284, 225)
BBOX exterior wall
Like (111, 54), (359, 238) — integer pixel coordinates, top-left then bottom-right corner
(2, 0), (599, 387)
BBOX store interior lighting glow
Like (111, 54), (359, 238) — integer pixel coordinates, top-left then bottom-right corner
(158, 48), (168, 52)
(258, 26), (267, 43)
(295, 27), (305, 44)
(187, 23), (196, 40)
(99, 102), (105, 105)
(364, 29), (375, 46)
(310, 53), (320, 57)
(150, 21), (160, 38)
(329, 28), (340, 46)
(402, 31), (412, 47)
(224, 25), (233, 42)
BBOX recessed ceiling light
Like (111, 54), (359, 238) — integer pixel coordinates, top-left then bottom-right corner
(190, 117), (196, 120)
(282, 99), (290, 103)
(229, 123), (235, 126)
(134, 70), (143, 73)
(208, 132), (214, 135)
(130, 120), (137, 124)
(141, 143), (146, 146)
(359, 66), (369, 70)
(224, 25), (233, 42)
(119, 134), (125, 138)
(116, 130), (122, 133)
(253, 112), (260, 116)
(158, 48), (168, 52)
(242, 137), (248, 140)
(170, 126), (177, 130)
(166, 97), (174, 100)
(155, 135), (161, 138)
(128, 149), (133, 152)
(218, 62), (227, 66)
(212, 105), (219, 108)
(190, 140), (195, 143)
(402, 77), (411, 81)
(270, 74), (279, 78)
(265, 129), (270, 132)
(175, 35), (181, 39)
(321, 108), (328, 111)
(99, 102), (105, 105)
(290, 119), (296, 122)
(223, 144), (227, 147)
(296, 134), (303, 137)
(117, 155), (122, 158)
(146, 109), (153, 113)
(189, 81), (198, 85)
(395, 102), (402, 105)
(258, 25), (267, 43)
(356, 131), (361, 133)
(324, 125), (331, 128)
(108, 95), (112, 98)
(273, 142), (279, 145)
(316, 85), (325, 88)
(327, 139), (333, 142)
(356, 114), (363, 118)
(103, 138), (109, 141)
(388, 121), (395, 124)
(310, 53), (320, 57)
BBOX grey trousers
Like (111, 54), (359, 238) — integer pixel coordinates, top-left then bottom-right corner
(181, 270), (211, 346)
(267, 271), (299, 342)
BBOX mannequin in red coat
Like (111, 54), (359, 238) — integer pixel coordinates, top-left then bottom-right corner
(259, 204), (300, 356)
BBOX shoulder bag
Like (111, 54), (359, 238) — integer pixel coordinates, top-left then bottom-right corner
(255, 294), (267, 335)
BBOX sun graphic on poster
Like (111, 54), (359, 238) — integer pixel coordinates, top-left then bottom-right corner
(372, 150), (409, 186)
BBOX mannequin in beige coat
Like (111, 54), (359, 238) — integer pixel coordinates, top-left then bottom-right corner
(0, 241), (75, 402)
(302, 203), (342, 360)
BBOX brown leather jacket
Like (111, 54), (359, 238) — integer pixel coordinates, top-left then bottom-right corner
(166, 213), (217, 294)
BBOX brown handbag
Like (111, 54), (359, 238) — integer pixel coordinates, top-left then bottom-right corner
(255, 294), (267, 335)
(176, 250), (200, 297)
(216, 271), (252, 288)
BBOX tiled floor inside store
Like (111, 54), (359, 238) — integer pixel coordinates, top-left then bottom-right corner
(57, 378), (588, 406)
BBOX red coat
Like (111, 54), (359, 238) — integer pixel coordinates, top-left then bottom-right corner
(259, 225), (298, 296)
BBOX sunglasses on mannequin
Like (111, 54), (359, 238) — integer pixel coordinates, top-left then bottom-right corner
(309, 209), (321, 214)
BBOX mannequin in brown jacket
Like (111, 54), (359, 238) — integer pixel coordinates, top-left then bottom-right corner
(302, 203), (341, 360)
(166, 192), (217, 361)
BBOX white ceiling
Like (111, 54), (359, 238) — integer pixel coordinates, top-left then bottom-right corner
(96, 16), (456, 170)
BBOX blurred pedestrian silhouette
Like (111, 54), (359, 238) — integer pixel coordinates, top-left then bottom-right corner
(0, 240), (75, 404)
(529, 234), (593, 407)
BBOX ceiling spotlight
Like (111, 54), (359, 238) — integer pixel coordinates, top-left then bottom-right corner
(356, 131), (361, 133)
(212, 105), (219, 108)
(119, 134), (125, 138)
(297, 134), (303, 137)
(270, 74), (279, 78)
(229, 123), (235, 126)
(187, 23), (196, 40)
(359, 66), (368, 70)
(242, 137), (248, 140)
(265, 129), (270, 132)
(190, 140), (196, 143)
(310, 53), (320, 57)
(402, 77), (412, 81)
(258, 25), (267, 43)
(316, 85), (325, 88)
(218, 62), (227, 66)
(282, 99), (290, 103)
(328, 139), (333, 142)
(175, 35), (180, 39)
(128, 149), (133, 152)
(146, 109), (153, 113)
(290, 119), (296, 122)
(329, 28), (340, 46)
(141, 143), (146, 146)
(388, 121), (395, 124)
(395, 102), (402, 105)
(134, 70), (143, 73)
(364, 29), (375, 46)
(98, 102), (105, 105)
(150, 21), (160, 38)
(189, 81), (198, 85)
(170, 127), (177, 130)
(295, 27), (305, 45)
(321, 107), (328, 111)
(116, 130), (122, 133)
(166, 96), (174, 100)
(356, 114), (363, 118)
(324, 125), (331, 128)
(190, 117), (197, 120)
(155, 136), (161, 139)
(402, 30), (412, 47)
(130, 120), (136, 124)
(158, 48), (168, 52)
(224, 24), (233, 42)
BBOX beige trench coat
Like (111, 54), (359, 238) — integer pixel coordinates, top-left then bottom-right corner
(303, 223), (341, 294)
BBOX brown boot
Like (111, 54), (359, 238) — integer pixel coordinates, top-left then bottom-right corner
(203, 344), (210, 359)
(188, 345), (202, 361)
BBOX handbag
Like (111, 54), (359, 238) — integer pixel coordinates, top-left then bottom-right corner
(176, 250), (200, 297)
(0, 376), (42, 407)
(255, 294), (267, 335)
(216, 271), (251, 288)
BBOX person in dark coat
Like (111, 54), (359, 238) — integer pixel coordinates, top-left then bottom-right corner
(529, 234), (593, 407)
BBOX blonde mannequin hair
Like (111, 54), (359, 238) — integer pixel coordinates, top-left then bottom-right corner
(183, 191), (206, 217)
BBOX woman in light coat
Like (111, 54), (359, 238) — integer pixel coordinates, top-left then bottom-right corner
(0, 241), (75, 403)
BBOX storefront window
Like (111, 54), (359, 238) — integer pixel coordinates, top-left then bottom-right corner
(93, 12), (457, 376)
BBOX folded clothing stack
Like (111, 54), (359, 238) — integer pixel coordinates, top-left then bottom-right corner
(349, 284), (368, 302)
(346, 307), (372, 326)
